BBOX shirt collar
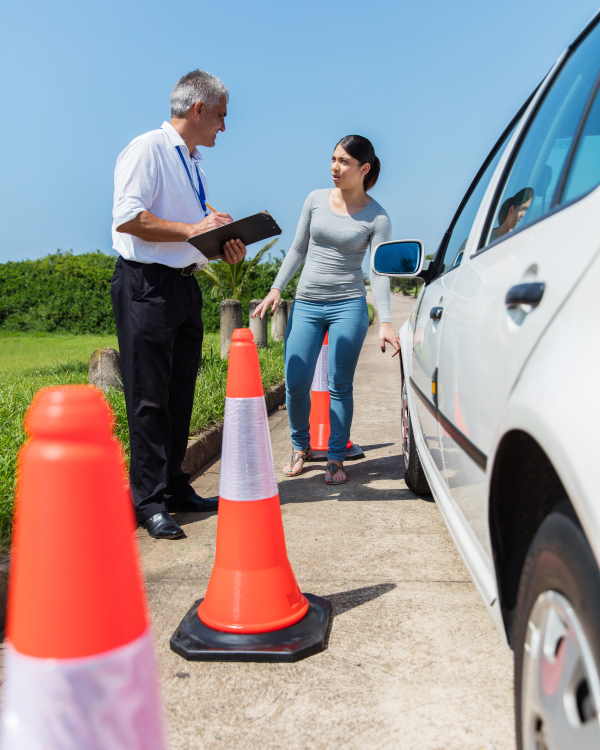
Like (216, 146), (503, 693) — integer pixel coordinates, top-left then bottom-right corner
(161, 121), (203, 161)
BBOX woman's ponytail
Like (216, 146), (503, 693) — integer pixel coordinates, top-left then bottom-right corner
(364, 155), (380, 190)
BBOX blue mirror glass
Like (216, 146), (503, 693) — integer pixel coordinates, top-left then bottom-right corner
(374, 241), (422, 276)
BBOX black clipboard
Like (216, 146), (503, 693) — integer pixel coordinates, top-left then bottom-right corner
(187, 212), (282, 260)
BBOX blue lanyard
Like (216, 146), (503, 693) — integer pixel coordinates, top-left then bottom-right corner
(175, 145), (207, 215)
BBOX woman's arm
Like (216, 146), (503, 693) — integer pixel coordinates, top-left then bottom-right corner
(252, 192), (314, 319)
(271, 192), (313, 292)
(370, 212), (400, 355)
(370, 212), (392, 323)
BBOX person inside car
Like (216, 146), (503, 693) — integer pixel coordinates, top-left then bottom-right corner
(490, 186), (534, 241)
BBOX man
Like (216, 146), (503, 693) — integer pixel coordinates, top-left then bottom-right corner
(112, 70), (246, 540)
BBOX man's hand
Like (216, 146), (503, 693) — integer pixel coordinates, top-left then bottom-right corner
(117, 209), (235, 243)
(379, 322), (400, 357)
(251, 288), (282, 319)
(187, 211), (233, 237)
(223, 239), (246, 264)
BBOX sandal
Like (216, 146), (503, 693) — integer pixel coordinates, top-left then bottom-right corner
(283, 448), (312, 477)
(324, 461), (347, 485)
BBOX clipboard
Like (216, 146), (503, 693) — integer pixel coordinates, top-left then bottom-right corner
(187, 212), (282, 260)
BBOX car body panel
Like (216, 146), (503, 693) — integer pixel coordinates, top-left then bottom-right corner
(437, 187), (600, 559)
(389, 15), (600, 643)
(489, 247), (600, 564)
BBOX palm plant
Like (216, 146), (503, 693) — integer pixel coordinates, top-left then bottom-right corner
(199, 239), (278, 301)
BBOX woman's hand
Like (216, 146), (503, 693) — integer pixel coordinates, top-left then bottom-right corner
(251, 288), (282, 319)
(379, 322), (400, 357)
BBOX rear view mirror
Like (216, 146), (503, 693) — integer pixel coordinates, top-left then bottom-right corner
(372, 240), (423, 277)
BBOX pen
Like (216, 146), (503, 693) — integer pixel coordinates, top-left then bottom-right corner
(206, 202), (218, 213)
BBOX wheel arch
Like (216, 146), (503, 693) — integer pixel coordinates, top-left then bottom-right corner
(488, 430), (576, 644)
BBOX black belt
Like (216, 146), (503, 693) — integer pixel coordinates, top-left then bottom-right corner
(121, 259), (197, 276)
(179, 264), (197, 276)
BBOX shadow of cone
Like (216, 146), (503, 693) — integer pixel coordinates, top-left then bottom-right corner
(308, 332), (364, 461)
(170, 329), (332, 662)
(1, 386), (166, 749)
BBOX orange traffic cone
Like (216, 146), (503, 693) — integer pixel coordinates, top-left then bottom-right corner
(1, 386), (165, 749)
(308, 332), (365, 460)
(170, 329), (332, 661)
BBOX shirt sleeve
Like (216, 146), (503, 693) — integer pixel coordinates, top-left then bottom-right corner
(369, 211), (392, 323)
(271, 192), (313, 292)
(112, 138), (159, 229)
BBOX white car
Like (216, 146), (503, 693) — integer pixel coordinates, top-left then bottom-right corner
(373, 12), (600, 749)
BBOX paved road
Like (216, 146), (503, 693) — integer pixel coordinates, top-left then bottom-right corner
(139, 293), (515, 750)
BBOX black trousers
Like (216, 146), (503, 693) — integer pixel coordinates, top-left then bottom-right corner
(111, 257), (203, 522)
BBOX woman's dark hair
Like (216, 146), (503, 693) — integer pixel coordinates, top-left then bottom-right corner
(335, 134), (380, 190)
(498, 186), (534, 224)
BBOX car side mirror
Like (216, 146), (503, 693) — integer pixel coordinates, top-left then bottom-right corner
(372, 240), (423, 277)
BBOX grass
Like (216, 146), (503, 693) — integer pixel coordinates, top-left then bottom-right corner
(0, 333), (119, 375)
(0, 332), (284, 550)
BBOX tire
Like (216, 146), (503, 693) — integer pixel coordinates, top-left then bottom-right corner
(401, 376), (431, 496)
(513, 509), (600, 749)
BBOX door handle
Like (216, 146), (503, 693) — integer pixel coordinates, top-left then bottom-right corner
(430, 306), (444, 321)
(505, 282), (545, 309)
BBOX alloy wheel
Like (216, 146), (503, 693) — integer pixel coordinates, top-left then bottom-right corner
(521, 590), (600, 749)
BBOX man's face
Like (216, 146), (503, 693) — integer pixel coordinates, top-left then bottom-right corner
(194, 95), (227, 147)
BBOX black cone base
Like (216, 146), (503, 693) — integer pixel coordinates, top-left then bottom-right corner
(170, 593), (332, 662)
(308, 443), (365, 461)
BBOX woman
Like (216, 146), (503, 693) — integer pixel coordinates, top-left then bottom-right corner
(252, 135), (399, 484)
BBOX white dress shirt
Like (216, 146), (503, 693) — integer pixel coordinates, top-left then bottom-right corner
(112, 121), (209, 268)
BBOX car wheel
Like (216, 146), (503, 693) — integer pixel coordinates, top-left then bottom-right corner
(401, 375), (431, 496)
(513, 509), (600, 749)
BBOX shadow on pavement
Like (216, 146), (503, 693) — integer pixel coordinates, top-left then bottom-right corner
(279, 454), (420, 503)
(350, 442), (394, 452)
(322, 582), (397, 616)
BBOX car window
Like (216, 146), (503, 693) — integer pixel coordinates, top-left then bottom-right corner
(561, 81), (600, 202)
(483, 21), (600, 246)
(436, 126), (515, 276)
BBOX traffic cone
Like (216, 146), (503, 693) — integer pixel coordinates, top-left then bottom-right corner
(308, 332), (365, 461)
(170, 329), (332, 662)
(1, 385), (165, 750)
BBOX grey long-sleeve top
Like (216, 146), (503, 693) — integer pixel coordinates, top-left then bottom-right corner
(271, 189), (392, 322)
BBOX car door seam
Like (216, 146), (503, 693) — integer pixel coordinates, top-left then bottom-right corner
(409, 376), (487, 471)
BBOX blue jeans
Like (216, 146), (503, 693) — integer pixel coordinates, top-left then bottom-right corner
(285, 297), (369, 461)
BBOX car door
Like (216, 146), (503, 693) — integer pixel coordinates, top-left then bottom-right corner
(437, 19), (600, 557)
(410, 269), (446, 472)
(410, 106), (523, 477)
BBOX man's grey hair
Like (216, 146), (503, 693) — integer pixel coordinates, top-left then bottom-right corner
(170, 70), (228, 117)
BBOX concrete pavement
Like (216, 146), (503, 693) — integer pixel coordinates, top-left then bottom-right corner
(138, 292), (515, 750)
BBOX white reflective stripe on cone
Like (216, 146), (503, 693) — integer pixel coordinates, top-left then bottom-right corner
(1, 631), (165, 750)
(219, 396), (277, 502)
(311, 344), (328, 392)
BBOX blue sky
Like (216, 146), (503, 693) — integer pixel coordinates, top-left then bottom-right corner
(1, 0), (597, 263)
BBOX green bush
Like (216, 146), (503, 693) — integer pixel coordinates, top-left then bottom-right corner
(0, 250), (299, 335)
(390, 277), (423, 297)
(0, 252), (117, 334)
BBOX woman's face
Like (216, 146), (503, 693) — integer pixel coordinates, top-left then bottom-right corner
(330, 145), (370, 190)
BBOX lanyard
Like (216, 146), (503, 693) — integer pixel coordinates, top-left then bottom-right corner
(175, 145), (207, 215)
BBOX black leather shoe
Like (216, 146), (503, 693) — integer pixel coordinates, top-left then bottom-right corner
(167, 488), (219, 513)
(143, 512), (186, 540)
